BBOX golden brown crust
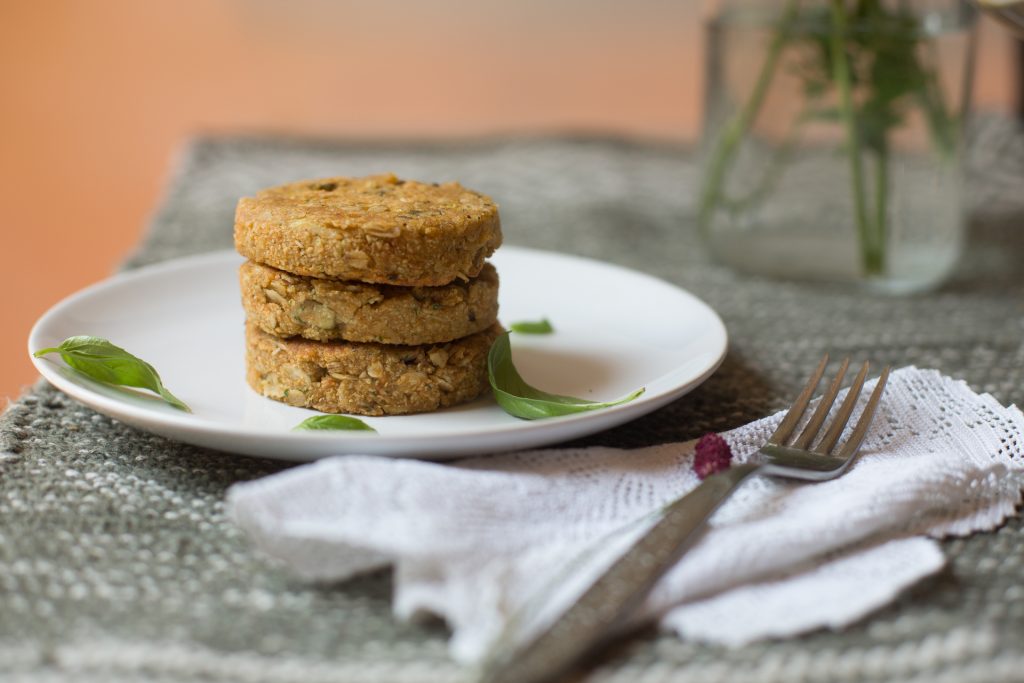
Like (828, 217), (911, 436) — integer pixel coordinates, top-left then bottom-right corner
(240, 260), (499, 345)
(245, 321), (501, 416)
(234, 173), (502, 286)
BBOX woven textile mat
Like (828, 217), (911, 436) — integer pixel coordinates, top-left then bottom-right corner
(3, 118), (1024, 682)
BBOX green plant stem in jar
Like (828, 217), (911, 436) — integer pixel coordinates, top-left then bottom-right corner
(698, 0), (803, 234)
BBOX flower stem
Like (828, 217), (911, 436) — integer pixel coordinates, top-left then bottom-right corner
(698, 0), (801, 236)
(828, 0), (878, 276)
(870, 147), (889, 274)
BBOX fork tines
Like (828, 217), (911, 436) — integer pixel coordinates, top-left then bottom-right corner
(770, 354), (891, 458)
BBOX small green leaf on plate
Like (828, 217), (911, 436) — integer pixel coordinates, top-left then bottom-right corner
(293, 415), (377, 432)
(509, 318), (554, 334)
(487, 332), (644, 420)
(33, 336), (191, 412)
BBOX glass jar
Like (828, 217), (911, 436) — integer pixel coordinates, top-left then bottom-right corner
(699, 0), (976, 294)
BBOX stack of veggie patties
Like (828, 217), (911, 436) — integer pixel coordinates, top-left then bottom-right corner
(235, 173), (503, 416)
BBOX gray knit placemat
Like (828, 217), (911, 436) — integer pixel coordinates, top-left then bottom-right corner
(3, 118), (1024, 682)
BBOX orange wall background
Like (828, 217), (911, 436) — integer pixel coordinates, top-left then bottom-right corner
(0, 1), (1016, 403)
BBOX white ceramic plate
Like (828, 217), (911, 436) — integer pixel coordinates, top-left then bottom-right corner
(28, 247), (727, 461)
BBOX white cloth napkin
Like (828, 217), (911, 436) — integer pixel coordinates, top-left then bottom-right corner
(228, 368), (1024, 661)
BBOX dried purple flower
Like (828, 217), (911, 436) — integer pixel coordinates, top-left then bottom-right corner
(693, 433), (733, 480)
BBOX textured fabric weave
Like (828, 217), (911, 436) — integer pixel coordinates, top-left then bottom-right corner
(3, 117), (1024, 682)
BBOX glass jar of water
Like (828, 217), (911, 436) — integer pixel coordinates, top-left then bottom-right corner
(699, 0), (976, 293)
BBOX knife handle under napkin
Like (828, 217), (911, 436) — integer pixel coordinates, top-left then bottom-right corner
(478, 463), (761, 683)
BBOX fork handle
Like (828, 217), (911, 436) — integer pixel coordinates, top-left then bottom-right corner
(478, 462), (761, 683)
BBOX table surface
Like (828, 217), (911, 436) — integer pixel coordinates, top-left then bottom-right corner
(3, 118), (1024, 682)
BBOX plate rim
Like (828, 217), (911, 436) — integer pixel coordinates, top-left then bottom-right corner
(27, 246), (728, 458)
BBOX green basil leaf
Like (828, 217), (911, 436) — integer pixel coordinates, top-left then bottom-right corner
(509, 318), (554, 334)
(487, 332), (644, 420)
(292, 415), (377, 432)
(34, 336), (190, 412)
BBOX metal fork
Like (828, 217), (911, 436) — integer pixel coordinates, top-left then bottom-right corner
(479, 355), (891, 683)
